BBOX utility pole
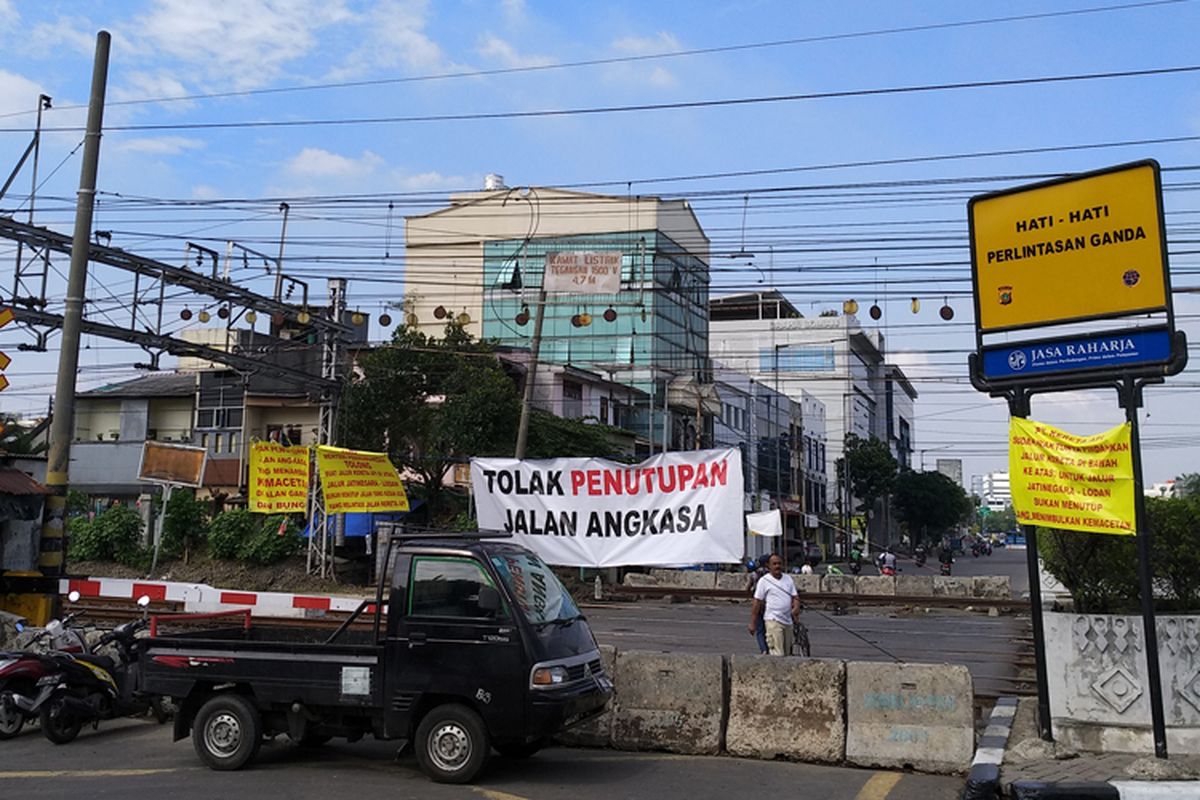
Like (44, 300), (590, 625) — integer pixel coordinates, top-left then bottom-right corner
(514, 288), (546, 459)
(40, 31), (110, 594)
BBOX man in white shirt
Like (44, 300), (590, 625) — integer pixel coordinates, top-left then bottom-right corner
(748, 554), (800, 656)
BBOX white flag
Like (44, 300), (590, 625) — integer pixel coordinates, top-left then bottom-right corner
(746, 509), (782, 537)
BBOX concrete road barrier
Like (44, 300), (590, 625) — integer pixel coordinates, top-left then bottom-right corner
(844, 660), (975, 774)
(725, 656), (845, 763)
(856, 576), (896, 596)
(821, 574), (856, 595)
(557, 644), (618, 747)
(932, 576), (973, 598)
(715, 572), (752, 592)
(972, 576), (1011, 599)
(896, 575), (935, 596)
(790, 573), (820, 594)
(622, 573), (661, 587)
(610, 650), (726, 755)
(650, 569), (717, 590)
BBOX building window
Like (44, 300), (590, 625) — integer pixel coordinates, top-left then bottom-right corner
(562, 379), (583, 418)
(213, 433), (222, 452)
(200, 432), (209, 449)
(409, 558), (503, 619)
(228, 432), (238, 454)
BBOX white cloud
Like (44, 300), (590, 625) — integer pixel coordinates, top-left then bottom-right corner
(476, 33), (555, 69)
(501, 0), (527, 25)
(192, 184), (221, 200)
(276, 146), (468, 193)
(134, 0), (354, 90)
(332, 0), (458, 79)
(286, 147), (386, 179)
(0, 69), (45, 117)
(112, 136), (205, 156)
(606, 32), (682, 89)
(111, 71), (196, 110)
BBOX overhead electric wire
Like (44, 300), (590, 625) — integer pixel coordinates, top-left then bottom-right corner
(7, 64), (1200, 135)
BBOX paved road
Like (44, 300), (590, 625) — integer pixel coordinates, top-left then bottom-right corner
(0, 717), (963, 800)
(585, 599), (1030, 698)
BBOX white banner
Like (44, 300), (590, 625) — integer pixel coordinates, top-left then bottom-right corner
(471, 448), (744, 567)
(542, 251), (622, 295)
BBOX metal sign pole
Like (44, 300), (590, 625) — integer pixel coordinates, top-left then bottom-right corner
(1120, 377), (1168, 758)
(1010, 390), (1053, 742)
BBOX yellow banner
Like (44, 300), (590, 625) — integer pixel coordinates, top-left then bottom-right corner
(1009, 417), (1135, 535)
(316, 446), (410, 514)
(248, 441), (310, 513)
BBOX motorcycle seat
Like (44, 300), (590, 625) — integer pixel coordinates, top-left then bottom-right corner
(74, 653), (116, 673)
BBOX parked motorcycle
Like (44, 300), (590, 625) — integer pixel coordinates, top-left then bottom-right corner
(0, 591), (90, 740)
(38, 595), (171, 744)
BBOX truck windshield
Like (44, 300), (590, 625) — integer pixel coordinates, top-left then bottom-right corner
(490, 553), (580, 626)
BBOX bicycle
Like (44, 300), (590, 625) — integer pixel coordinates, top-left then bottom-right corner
(791, 617), (811, 657)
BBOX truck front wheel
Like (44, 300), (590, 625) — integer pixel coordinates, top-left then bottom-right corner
(192, 694), (262, 771)
(415, 703), (489, 784)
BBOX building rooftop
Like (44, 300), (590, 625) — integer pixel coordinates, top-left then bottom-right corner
(79, 372), (196, 399)
(709, 290), (802, 322)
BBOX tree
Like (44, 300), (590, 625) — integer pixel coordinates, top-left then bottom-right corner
(982, 504), (1017, 534)
(1175, 473), (1200, 498)
(0, 415), (47, 455)
(836, 434), (897, 540)
(341, 324), (520, 515)
(160, 488), (208, 563)
(891, 470), (973, 545)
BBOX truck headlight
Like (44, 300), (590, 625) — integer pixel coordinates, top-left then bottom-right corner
(531, 666), (569, 687)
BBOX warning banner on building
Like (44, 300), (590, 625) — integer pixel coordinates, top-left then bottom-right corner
(542, 251), (622, 295)
(248, 441), (310, 513)
(471, 448), (744, 567)
(316, 446), (410, 514)
(1009, 417), (1135, 536)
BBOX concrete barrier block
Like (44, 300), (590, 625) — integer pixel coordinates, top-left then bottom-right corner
(622, 573), (660, 587)
(557, 644), (617, 747)
(822, 574), (856, 595)
(716, 572), (752, 592)
(856, 576), (896, 596)
(790, 573), (821, 594)
(726, 656), (845, 762)
(845, 660), (975, 774)
(973, 575), (1011, 599)
(610, 650), (725, 755)
(896, 575), (934, 597)
(649, 569), (717, 590)
(932, 576), (972, 597)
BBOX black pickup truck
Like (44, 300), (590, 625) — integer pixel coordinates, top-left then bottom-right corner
(141, 533), (612, 783)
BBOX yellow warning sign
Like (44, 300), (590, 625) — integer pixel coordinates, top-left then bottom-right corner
(971, 161), (1168, 333)
(316, 446), (409, 514)
(1009, 417), (1135, 536)
(248, 441), (310, 514)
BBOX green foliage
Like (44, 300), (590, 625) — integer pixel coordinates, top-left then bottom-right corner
(1039, 528), (1139, 613)
(68, 504), (146, 567)
(66, 489), (90, 516)
(1040, 496), (1200, 613)
(208, 509), (258, 559)
(837, 434), (898, 534)
(160, 489), (208, 558)
(891, 470), (973, 545)
(238, 516), (302, 565)
(340, 323), (520, 514)
(526, 410), (628, 459)
(207, 509), (301, 565)
(0, 415), (46, 455)
(982, 505), (1018, 534)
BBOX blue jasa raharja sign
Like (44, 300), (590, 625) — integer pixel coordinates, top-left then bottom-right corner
(981, 327), (1173, 381)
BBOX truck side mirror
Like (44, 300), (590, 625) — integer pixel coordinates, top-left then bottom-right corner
(477, 585), (501, 616)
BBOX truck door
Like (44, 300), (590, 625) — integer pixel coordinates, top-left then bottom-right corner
(390, 556), (527, 741)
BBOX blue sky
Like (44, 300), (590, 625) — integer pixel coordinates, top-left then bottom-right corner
(1, 0), (1199, 486)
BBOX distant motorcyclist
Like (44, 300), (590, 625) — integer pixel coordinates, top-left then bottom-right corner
(913, 543), (927, 567)
(879, 547), (898, 575)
